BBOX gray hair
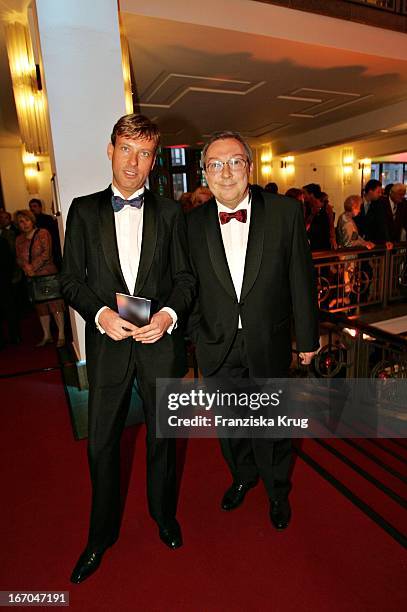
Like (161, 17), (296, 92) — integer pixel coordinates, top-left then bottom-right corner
(390, 183), (406, 195)
(201, 131), (253, 168)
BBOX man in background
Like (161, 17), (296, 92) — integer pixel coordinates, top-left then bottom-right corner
(355, 179), (392, 248)
(303, 183), (336, 250)
(382, 183), (407, 242)
(0, 210), (22, 344)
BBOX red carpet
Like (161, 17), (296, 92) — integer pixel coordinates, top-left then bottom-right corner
(0, 315), (59, 376)
(0, 331), (406, 610)
(300, 439), (406, 537)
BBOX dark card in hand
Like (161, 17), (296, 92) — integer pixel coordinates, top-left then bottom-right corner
(116, 293), (151, 327)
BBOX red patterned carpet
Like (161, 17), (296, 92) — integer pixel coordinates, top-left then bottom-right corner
(0, 321), (406, 611)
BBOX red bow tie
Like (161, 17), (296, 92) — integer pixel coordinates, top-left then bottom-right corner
(219, 209), (247, 225)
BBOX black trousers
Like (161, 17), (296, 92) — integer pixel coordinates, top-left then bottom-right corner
(86, 341), (177, 552)
(210, 331), (291, 501)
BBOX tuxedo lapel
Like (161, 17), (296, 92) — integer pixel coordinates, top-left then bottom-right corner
(98, 187), (129, 294)
(134, 188), (157, 296)
(241, 189), (265, 301)
(204, 199), (237, 300)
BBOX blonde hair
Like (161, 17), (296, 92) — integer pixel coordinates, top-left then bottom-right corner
(110, 114), (160, 148)
(15, 209), (36, 225)
(343, 195), (362, 213)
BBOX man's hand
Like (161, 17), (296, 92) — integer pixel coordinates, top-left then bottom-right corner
(365, 241), (375, 250)
(23, 263), (34, 276)
(98, 308), (139, 341)
(133, 311), (173, 344)
(299, 351), (318, 365)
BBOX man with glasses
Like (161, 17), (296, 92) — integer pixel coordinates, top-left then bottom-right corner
(186, 131), (319, 529)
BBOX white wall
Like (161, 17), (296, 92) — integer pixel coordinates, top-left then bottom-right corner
(35, 0), (127, 361)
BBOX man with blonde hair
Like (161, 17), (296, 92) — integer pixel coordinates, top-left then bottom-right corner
(62, 114), (195, 583)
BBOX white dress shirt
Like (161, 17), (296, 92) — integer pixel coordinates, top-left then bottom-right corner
(390, 196), (407, 241)
(363, 199), (370, 215)
(112, 184), (144, 293)
(389, 196), (397, 219)
(95, 185), (176, 333)
(217, 193), (251, 328)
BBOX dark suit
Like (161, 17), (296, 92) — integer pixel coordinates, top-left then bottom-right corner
(186, 190), (319, 499)
(382, 197), (407, 242)
(355, 199), (390, 243)
(61, 186), (194, 551)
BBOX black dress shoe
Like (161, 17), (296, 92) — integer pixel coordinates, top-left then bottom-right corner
(159, 521), (183, 550)
(221, 481), (257, 511)
(270, 499), (291, 530)
(70, 550), (105, 584)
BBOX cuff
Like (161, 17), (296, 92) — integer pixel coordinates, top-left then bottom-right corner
(95, 306), (109, 334)
(161, 307), (177, 335)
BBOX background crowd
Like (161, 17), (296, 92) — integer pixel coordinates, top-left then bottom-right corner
(182, 179), (407, 250)
(0, 198), (63, 349)
(0, 178), (406, 349)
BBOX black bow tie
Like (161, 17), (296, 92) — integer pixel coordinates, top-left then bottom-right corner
(111, 194), (144, 213)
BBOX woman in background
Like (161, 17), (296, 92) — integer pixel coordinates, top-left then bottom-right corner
(15, 209), (65, 347)
(337, 195), (375, 249)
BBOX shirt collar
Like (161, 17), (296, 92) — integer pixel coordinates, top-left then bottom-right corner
(216, 192), (251, 214)
(111, 183), (145, 200)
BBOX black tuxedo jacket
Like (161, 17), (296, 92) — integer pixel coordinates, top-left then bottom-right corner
(186, 191), (319, 377)
(354, 199), (390, 243)
(61, 186), (195, 387)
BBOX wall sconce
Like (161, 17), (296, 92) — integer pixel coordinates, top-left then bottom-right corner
(23, 149), (40, 194)
(260, 148), (272, 178)
(5, 21), (48, 155)
(120, 33), (133, 114)
(342, 148), (354, 184)
(281, 156), (295, 175)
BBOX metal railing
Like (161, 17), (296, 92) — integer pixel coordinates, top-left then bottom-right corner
(251, 1), (407, 29)
(291, 312), (407, 378)
(308, 313), (407, 379)
(345, 0), (407, 14)
(312, 244), (407, 314)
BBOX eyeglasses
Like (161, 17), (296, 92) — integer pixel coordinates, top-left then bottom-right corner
(205, 158), (248, 175)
